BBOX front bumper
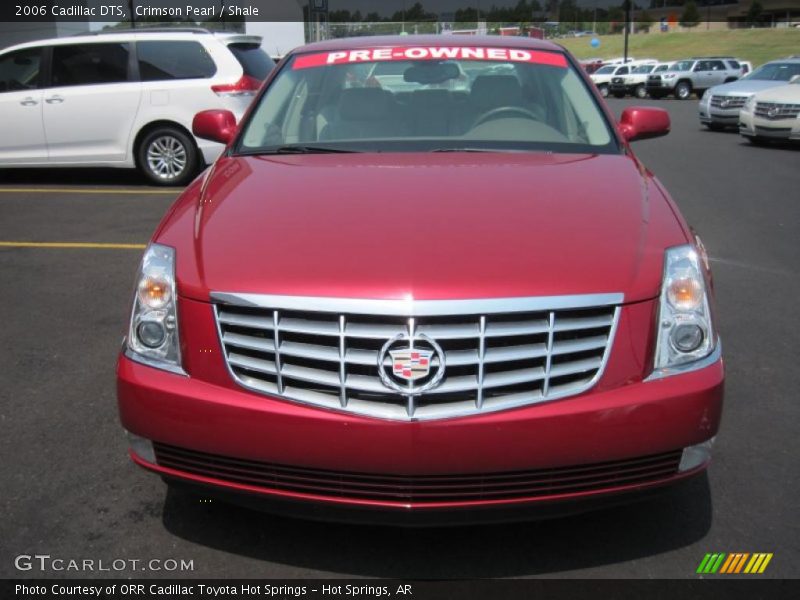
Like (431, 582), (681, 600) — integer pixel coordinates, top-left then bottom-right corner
(739, 111), (800, 140)
(646, 81), (674, 92)
(118, 295), (724, 520)
(699, 105), (741, 127)
(609, 82), (633, 94)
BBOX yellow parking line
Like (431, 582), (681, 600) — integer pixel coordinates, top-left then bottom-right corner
(0, 242), (146, 249)
(0, 187), (178, 195)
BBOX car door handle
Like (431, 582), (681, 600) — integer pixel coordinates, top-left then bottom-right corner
(20, 97), (38, 106)
(45, 95), (64, 104)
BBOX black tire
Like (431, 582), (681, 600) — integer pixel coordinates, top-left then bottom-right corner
(137, 126), (199, 186)
(634, 84), (648, 99)
(598, 84), (609, 98)
(675, 81), (692, 100)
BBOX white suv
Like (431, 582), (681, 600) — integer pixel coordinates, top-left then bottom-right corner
(0, 29), (274, 185)
(590, 61), (656, 98)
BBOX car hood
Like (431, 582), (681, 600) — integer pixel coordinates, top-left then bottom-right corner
(708, 79), (793, 95)
(160, 153), (688, 304)
(752, 83), (800, 102)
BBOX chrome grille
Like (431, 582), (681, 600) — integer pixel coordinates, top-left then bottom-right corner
(755, 102), (800, 120)
(710, 95), (748, 109)
(213, 294), (621, 421)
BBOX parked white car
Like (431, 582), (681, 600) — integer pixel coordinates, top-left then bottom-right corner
(739, 79), (800, 145)
(0, 29), (274, 184)
(591, 60), (656, 97)
(699, 58), (800, 130)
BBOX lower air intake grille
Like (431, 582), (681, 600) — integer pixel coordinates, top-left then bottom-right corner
(154, 442), (682, 504)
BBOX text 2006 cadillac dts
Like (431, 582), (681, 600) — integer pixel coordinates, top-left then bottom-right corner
(117, 36), (723, 524)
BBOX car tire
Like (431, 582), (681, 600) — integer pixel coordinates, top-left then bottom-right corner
(137, 127), (199, 186)
(675, 81), (692, 100)
(598, 84), (609, 98)
(634, 85), (647, 99)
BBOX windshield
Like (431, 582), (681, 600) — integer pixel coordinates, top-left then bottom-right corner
(238, 45), (616, 155)
(595, 65), (616, 74)
(746, 62), (800, 82)
(672, 61), (694, 72)
(633, 64), (655, 74)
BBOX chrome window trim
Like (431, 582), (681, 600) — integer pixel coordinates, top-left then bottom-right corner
(211, 293), (623, 421)
(644, 340), (722, 382)
(210, 292), (624, 316)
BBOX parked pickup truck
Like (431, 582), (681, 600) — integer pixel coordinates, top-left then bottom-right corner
(647, 57), (743, 100)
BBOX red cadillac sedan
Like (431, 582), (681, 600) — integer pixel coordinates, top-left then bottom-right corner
(117, 36), (723, 524)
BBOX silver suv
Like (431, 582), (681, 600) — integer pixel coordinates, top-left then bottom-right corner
(647, 57), (743, 100)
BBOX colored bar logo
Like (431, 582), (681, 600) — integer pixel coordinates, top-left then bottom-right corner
(697, 553), (773, 574)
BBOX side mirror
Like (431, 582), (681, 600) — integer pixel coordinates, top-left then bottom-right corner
(789, 74), (800, 84)
(192, 109), (237, 145)
(619, 106), (670, 142)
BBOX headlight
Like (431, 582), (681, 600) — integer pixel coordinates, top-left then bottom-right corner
(653, 245), (716, 372)
(743, 95), (756, 113)
(125, 243), (184, 375)
(663, 73), (677, 79)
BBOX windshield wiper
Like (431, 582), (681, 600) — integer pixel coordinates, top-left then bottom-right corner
(430, 147), (519, 153)
(268, 145), (361, 154)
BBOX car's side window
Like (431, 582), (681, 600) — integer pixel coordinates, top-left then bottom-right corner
(0, 47), (42, 93)
(617, 66), (629, 75)
(51, 43), (130, 87)
(137, 41), (217, 81)
(694, 61), (708, 72)
(710, 61), (725, 71)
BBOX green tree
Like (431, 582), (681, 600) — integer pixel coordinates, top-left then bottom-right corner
(608, 6), (625, 34)
(637, 10), (654, 33)
(745, 0), (764, 26)
(680, 0), (701, 28)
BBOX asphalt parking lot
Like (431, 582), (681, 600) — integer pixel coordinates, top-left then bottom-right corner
(1, 98), (798, 579)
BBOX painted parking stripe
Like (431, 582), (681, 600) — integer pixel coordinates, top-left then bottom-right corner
(0, 187), (178, 195)
(0, 242), (146, 249)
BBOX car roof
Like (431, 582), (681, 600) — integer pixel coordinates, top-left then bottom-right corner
(291, 34), (563, 55)
(0, 29), (260, 53)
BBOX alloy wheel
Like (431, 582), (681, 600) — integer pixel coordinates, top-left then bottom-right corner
(145, 135), (188, 181)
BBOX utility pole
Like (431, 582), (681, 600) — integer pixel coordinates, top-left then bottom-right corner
(623, 0), (631, 64)
(129, 0), (136, 29)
